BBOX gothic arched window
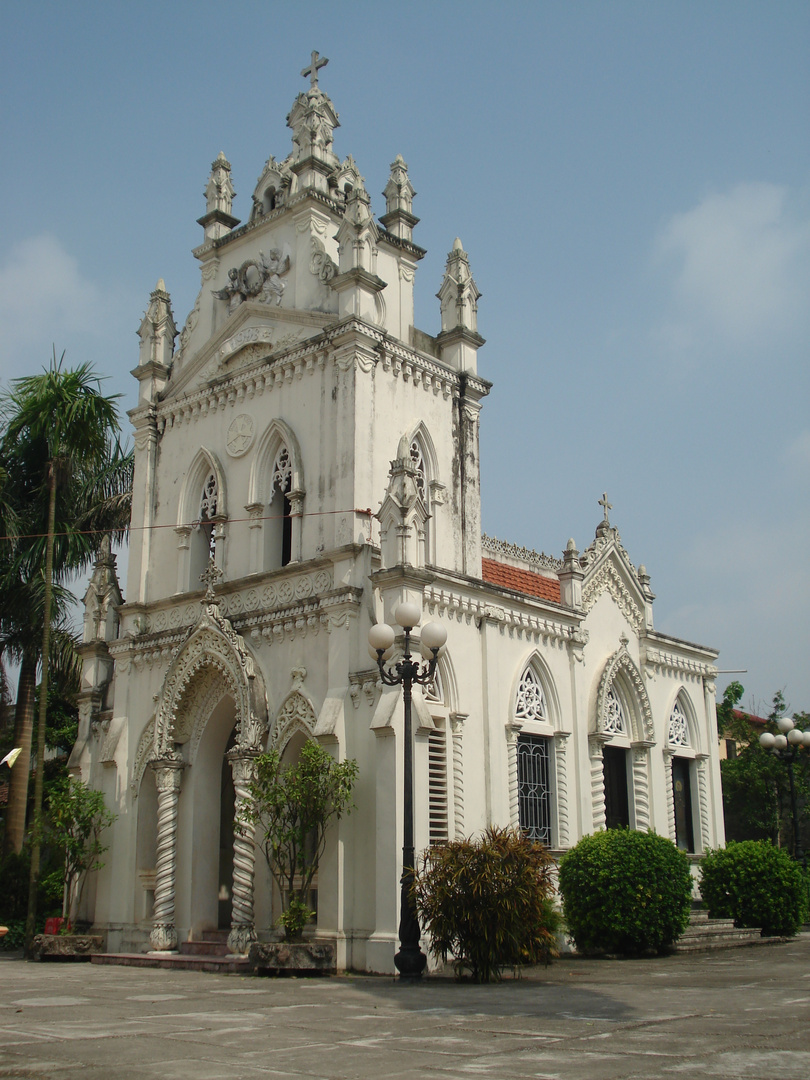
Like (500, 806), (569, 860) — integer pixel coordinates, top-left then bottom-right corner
(267, 444), (292, 568)
(197, 472), (218, 558)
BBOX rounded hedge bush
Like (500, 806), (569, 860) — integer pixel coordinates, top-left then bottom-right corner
(558, 829), (692, 955)
(699, 840), (807, 937)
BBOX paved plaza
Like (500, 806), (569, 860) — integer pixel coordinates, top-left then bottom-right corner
(1, 936), (809, 1079)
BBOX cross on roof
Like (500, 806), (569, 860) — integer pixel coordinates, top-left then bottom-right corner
(598, 492), (613, 525)
(301, 50), (328, 89)
(200, 556), (223, 600)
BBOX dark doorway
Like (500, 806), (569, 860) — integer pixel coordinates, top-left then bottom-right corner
(672, 757), (695, 852)
(218, 731), (236, 929)
(603, 745), (630, 829)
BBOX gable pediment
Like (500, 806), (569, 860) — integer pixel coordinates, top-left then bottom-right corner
(163, 303), (333, 402)
(580, 529), (647, 633)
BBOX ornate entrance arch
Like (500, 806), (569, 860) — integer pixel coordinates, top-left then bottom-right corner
(148, 574), (268, 954)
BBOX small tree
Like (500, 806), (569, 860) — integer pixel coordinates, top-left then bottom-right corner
(413, 826), (560, 982)
(239, 742), (357, 939)
(39, 777), (116, 926)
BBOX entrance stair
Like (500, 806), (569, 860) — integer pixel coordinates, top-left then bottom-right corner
(91, 930), (251, 974)
(674, 909), (785, 952)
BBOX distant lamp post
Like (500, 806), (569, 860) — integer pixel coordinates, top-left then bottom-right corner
(368, 603), (447, 978)
(759, 717), (810, 863)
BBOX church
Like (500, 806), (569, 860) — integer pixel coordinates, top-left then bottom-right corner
(71, 54), (725, 973)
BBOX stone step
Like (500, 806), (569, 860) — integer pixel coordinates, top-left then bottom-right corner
(90, 952), (251, 975)
(179, 939), (232, 957)
(676, 934), (787, 953)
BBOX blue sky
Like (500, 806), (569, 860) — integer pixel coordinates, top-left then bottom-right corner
(2, 1), (808, 715)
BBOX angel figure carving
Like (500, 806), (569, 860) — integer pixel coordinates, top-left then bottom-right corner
(212, 268), (243, 314)
(258, 248), (291, 306)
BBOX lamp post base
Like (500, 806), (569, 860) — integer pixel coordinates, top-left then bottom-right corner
(394, 945), (427, 978)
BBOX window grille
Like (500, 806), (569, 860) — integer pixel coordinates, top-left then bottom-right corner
(272, 445), (292, 493)
(604, 686), (626, 735)
(515, 666), (547, 722)
(517, 734), (551, 845)
(668, 700), (689, 747)
(428, 727), (449, 845)
(198, 472), (218, 557)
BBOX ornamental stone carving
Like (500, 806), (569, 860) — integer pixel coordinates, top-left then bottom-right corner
(594, 644), (654, 742)
(212, 249), (292, 313)
(153, 583), (268, 760)
(226, 414), (255, 457)
(310, 237), (338, 284)
(270, 668), (318, 752)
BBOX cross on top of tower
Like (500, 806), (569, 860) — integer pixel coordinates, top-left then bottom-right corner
(598, 492), (613, 525)
(301, 50), (328, 89)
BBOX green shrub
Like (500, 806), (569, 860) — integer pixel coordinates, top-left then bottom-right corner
(413, 825), (560, 982)
(558, 829), (692, 955)
(699, 840), (807, 937)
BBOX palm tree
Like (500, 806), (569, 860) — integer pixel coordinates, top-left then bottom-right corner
(0, 351), (122, 949)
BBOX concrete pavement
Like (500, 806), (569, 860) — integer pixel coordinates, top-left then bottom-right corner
(1, 935), (809, 1079)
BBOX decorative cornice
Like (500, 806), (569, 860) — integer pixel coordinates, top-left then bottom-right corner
(481, 534), (563, 572)
(155, 317), (487, 433)
(641, 643), (719, 682)
(424, 584), (583, 647)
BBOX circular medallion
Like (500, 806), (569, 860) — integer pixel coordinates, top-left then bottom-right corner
(226, 413), (255, 457)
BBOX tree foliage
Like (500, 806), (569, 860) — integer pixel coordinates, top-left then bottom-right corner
(413, 825), (560, 982)
(700, 840), (808, 937)
(719, 685), (810, 856)
(238, 742), (357, 938)
(36, 777), (116, 925)
(558, 829), (692, 955)
(0, 351), (128, 950)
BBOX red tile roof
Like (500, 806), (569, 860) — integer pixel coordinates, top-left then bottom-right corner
(481, 558), (561, 604)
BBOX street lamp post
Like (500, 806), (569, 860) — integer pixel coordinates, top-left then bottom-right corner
(369, 602), (447, 979)
(759, 717), (810, 864)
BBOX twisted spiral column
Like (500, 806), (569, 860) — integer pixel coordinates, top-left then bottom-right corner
(588, 736), (607, 832)
(632, 746), (651, 831)
(553, 732), (571, 847)
(228, 751), (259, 955)
(663, 749), (677, 842)
(506, 722), (522, 828)
(149, 758), (184, 952)
(696, 755), (710, 852)
(449, 713), (466, 838)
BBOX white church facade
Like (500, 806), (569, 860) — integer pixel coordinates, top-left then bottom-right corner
(71, 55), (724, 972)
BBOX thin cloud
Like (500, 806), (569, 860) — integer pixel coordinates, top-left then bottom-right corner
(653, 182), (810, 360)
(0, 234), (129, 388)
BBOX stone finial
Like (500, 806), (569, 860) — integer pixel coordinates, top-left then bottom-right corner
(137, 280), (176, 371)
(559, 537), (584, 609)
(82, 537), (123, 643)
(437, 238), (481, 334)
(380, 155), (418, 241)
(198, 153), (240, 241)
(205, 152), (236, 216)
